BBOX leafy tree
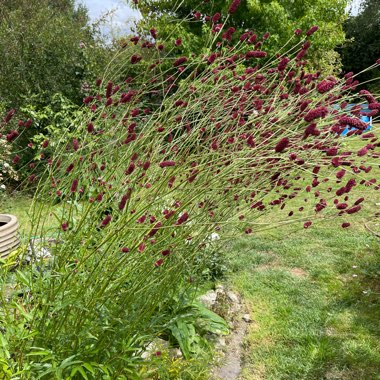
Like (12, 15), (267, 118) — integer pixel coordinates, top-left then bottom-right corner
(131, 0), (349, 74)
(0, 0), (107, 108)
(339, 0), (380, 92)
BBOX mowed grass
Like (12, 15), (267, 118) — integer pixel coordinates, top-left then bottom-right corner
(0, 193), (57, 239)
(225, 130), (380, 380)
(1, 129), (379, 379)
(227, 223), (380, 380)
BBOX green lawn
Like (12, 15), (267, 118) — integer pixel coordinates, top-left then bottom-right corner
(226, 143), (380, 380)
(0, 193), (57, 239)
(1, 130), (379, 379)
(224, 129), (380, 380)
(226, 215), (380, 380)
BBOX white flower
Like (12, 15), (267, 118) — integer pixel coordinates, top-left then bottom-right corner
(0, 184), (6, 190)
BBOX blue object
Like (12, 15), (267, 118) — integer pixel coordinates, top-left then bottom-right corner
(340, 103), (372, 136)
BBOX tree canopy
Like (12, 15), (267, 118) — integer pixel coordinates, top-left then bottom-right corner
(339, 0), (380, 92)
(0, 0), (107, 108)
(132, 0), (349, 74)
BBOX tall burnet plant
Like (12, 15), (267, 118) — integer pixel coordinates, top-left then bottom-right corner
(1, 0), (379, 376)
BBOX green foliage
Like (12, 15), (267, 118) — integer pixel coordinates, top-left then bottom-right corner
(0, 0), (108, 108)
(339, 0), (380, 92)
(21, 94), (84, 147)
(165, 299), (229, 358)
(0, 2), (378, 378)
(143, 350), (210, 379)
(133, 0), (348, 74)
(0, 1), (111, 188)
(227, 217), (380, 379)
(9, 93), (85, 183)
(226, 135), (380, 378)
(0, 137), (19, 190)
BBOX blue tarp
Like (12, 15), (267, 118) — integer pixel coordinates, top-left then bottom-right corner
(341, 103), (372, 136)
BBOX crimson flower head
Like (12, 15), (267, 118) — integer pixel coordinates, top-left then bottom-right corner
(173, 57), (187, 67)
(228, 0), (241, 14)
(119, 193), (130, 211)
(346, 205), (361, 214)
(66, 163), (74, 173)
(101, 215), (112, 227)
(317, 79), (335, 93)
(155, 259), (164, 267)
(336, 169), (346, 179)
(212, 12), (221, 23)
(125, 162), (135, 175)
(159, 160), (176, 168)
(339, 116), (368, 130)
(306, 25), (319, 36)
(176, 212), (189, 225)
(70, 179), (78, 193)
(304, 221), (312, 229)
(24, 119), (32, 128)
(130, 55), (142, 64)
(246, 50), (267, 59)
(193, 11), (201, 19)
(149, 221), (162, 237)
(61, 222), (68, 231)
(106, 81), (113, 98)
(294, 28), (302, 35)
(6, 130), (19, 142)
(150, 28), (157, 39)
(304, 107), (329, 122)
(354, 197), (364, 205)
(130, 35), (140, 45)
(3, 109), (16, 123)
(357, 146), (368, 157)
(12, 155), (21, 164)
(275, 137), (290, 153)
(87, 123), (94, 133)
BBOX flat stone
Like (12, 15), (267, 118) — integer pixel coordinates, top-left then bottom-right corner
(141, 338), (169, 359)
(198, 290), (218, 308)
(226, 291), (240, 304)
(215, 284), (225, 295)
(215, 336), (226, 348)
(170, 348), (183, 358)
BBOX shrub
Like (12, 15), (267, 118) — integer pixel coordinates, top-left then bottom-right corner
(0, 1), (379, 377)
(0, 0), (108, 109)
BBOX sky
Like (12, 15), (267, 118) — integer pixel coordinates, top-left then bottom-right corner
(347, 0), (364, 14)
(77, 0), (364, 35)
(76, 0), (141, 36)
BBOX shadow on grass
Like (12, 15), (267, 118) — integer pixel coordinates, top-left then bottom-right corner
(228, 226), (380, 380)
(311, 255), (380, 380)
